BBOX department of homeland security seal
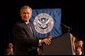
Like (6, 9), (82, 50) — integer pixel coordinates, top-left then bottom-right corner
(33, 13), (54, 34)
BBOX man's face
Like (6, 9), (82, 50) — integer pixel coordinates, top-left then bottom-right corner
(78, 41), (83, 47)
(20, 8), (32, 22)
(76, 47), (82, 52)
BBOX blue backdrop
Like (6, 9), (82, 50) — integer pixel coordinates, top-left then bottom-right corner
(30, 8), (62, 38)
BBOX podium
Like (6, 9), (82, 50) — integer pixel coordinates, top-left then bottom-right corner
(41, 33), (74, 55)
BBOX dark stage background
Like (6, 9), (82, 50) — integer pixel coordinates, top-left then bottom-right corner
(0, 0), (84, 55)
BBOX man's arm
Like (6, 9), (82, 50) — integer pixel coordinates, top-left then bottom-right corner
(39, 37), (52, 46)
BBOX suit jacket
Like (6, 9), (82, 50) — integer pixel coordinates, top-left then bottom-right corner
(12, 21), (39, 55)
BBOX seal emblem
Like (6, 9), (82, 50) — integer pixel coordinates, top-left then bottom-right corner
(33, 13), (54, 34)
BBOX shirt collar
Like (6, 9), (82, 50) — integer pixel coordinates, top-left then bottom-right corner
(25, 21), (29, 24)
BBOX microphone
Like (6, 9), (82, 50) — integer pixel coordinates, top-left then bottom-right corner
(61, 23), (72, 33)
(61, 23), (71, 29)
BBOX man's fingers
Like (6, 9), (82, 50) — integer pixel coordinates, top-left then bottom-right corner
(45, 39), (51, 45)
(48, 37), (52, 40)
(42, 38), (52, 45)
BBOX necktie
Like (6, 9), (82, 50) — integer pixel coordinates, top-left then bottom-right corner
(27, 23), (36, 39)
(27, 23), (33, 33)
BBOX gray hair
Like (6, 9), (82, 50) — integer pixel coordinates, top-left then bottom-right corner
(20, 5), (32, 13)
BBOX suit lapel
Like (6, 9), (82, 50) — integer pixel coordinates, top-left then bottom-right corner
(22, 23), (35, 39)
(30, 23), (36, 38)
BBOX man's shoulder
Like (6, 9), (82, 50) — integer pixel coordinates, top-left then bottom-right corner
(15, 21), (25, 26)
(13, 22), (24, 28)
(14, 22), (20, 27)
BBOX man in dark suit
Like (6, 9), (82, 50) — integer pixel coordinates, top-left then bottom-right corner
(12, 5), (52, 55)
